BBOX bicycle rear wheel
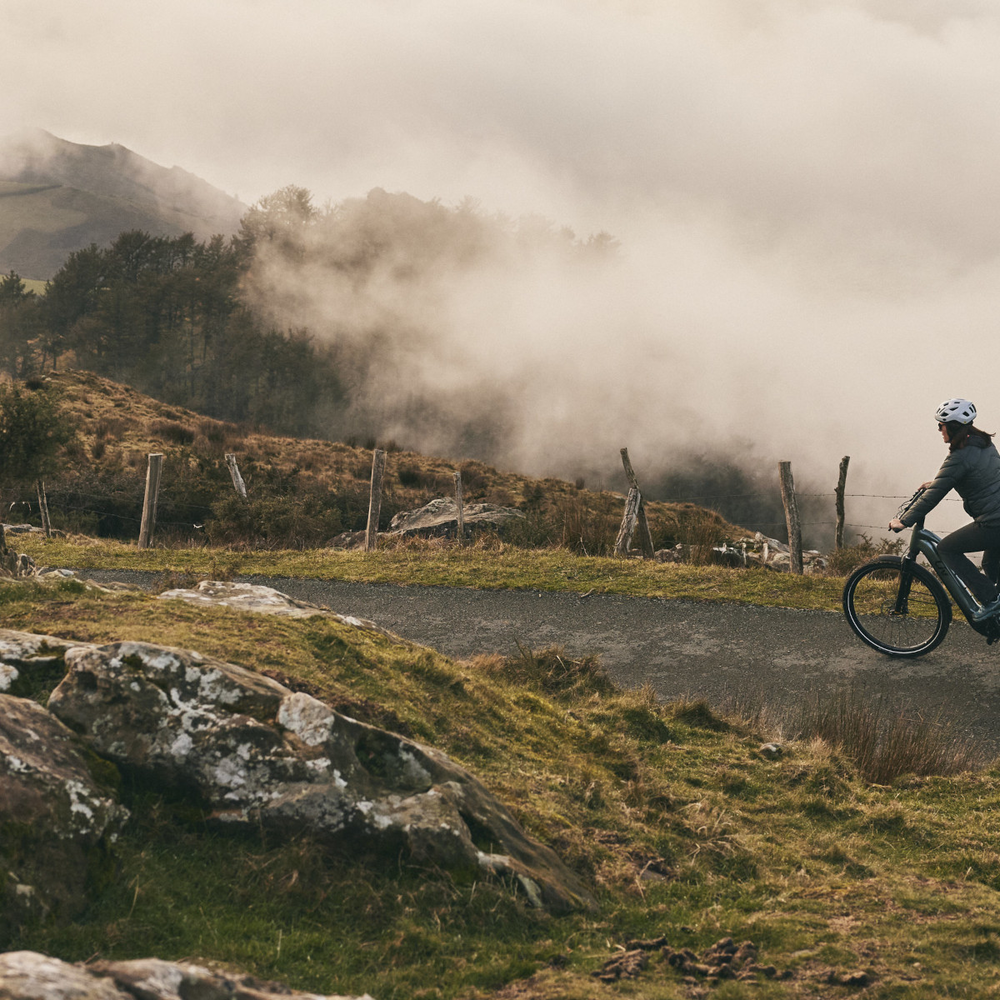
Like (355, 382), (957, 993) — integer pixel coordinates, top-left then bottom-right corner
(842, 556), (951, 657)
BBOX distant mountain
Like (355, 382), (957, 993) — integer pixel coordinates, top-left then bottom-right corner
(0, 129), (247, 280)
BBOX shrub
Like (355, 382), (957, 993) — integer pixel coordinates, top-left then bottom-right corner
(0, 381), (73, 491)
(197, 418), (233, 446)
(551, 495), (617, 556)
(487, 644), (616, 700)
(458, 460), (488, 495)
(396, 464), (423, 488)
(205, 492), (343, 548)
(648, 503), (738, 560)
(827, 533), (904, 576)
(148, 419), (196, 446)
(46, 468), (146, 538)
(93, 417), (128, 441)
(667, 697), (730, 731)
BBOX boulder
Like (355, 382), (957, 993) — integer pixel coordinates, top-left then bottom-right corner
(0, 951), (373, 1000)
(157, 580), (393, 635)
(48, 640), (594, 913)
(2, 524), (49, 536)
(0, 629), (85, 698)
(0, 696), (128, 938)
(387, 498), (525, 540)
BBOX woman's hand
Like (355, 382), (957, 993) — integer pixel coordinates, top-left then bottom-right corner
(920, 480), (934, 489)
(888, 517), (906, 532)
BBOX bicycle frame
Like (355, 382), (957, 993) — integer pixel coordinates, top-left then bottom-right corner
(901, 514), (995, 625)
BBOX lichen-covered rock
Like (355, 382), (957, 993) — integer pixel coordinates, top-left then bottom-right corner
(49, 640), (594, 912)
(0, 951), (374, 999)
(0, 697), (128, 941)
(48, 641), (292, 786)
(0, 629), (84, 699)
(157, 580), (392, 635)
(0, 951), (130, 999)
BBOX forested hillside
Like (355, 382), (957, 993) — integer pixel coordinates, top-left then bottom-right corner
(0, 185), (798, 539)
(0, 187), (617, 446)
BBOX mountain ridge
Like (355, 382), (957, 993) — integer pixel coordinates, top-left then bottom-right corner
(0, 129), (247, 280)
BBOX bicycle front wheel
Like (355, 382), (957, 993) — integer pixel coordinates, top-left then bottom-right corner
(843, 556), (951, 657)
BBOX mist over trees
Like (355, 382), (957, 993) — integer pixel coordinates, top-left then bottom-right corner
(0, 186), (618, 449)
(0, 187), (818, 542)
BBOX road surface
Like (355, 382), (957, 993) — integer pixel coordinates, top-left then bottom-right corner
(83, 570), (1000, 753)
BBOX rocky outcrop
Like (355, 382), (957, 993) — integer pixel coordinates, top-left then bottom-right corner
(0, 951), (373, 1000)
(47, 639), (593, 913)
(388, 498), (525, 540)
(329, 498), (527, 548)
(0, 694), (128, 939)
(157, 580), (393, 635)
(0, 590), (593, 942)
(654, 533), (828, 574)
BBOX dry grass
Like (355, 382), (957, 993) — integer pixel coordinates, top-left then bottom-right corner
(797, 685), (991, 784)
(37, 370), (747, 553)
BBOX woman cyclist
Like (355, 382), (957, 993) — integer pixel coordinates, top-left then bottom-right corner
(889, 397), (1000, 607)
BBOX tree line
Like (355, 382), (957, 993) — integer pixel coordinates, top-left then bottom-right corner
(0, 187), (619, 445)
(0, 222), (340, 438)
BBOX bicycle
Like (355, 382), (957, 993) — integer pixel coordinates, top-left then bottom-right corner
(842, 488), (1000, 657)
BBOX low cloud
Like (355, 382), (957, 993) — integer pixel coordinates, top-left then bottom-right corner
(4, 0), (999, 536)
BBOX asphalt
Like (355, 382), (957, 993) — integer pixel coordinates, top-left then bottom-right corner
(81, 569), (1000, 753)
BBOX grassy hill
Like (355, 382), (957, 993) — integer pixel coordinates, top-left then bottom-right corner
(0, 129), (245, 279)
(25, 369), (747, 560)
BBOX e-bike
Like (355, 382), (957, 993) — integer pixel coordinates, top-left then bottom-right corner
(842, 489), (1000, 657)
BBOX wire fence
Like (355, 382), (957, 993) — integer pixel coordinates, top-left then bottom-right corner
(646, 490), (960, 535)
(2, 481), (951, 544)
(5, 487), (213, 534)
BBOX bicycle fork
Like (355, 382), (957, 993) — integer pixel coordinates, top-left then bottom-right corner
(894, 554), (919, 616)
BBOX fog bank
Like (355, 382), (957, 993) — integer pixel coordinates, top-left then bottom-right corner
(5, 0), (1000, 536)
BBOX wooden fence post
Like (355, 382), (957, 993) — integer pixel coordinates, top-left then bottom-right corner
(365, 449), (386, 552)
(138, 453), (164, 549)
(615, 487), (642, 555)
(36, 479), (51, 538)
(618, 447), (655, 558)
(778, 460), (803, 574)
(835, 455), (850, 550)
(225, 453), (248, 500)
(454, 471), (465, 543)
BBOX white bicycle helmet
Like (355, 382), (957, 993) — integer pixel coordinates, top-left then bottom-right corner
(935, 397), (977, 424)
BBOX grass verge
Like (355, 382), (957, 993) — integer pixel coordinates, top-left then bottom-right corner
(15, 534), (847, 611)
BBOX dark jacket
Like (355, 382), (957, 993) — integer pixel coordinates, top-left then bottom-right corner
(901, 436), (1000, 528)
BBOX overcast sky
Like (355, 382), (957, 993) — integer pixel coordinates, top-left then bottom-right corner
(4, 0), (1000, 534)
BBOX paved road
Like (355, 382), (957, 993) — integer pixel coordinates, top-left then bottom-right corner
(85, 570), (1000, 752)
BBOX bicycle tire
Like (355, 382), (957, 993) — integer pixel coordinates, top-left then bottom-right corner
(842, 555), (951, 657)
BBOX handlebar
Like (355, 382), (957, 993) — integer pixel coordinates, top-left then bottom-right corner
(890, 488), (926, 532)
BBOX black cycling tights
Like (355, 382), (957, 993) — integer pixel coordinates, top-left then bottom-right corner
(938, 521), (1000, 603)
